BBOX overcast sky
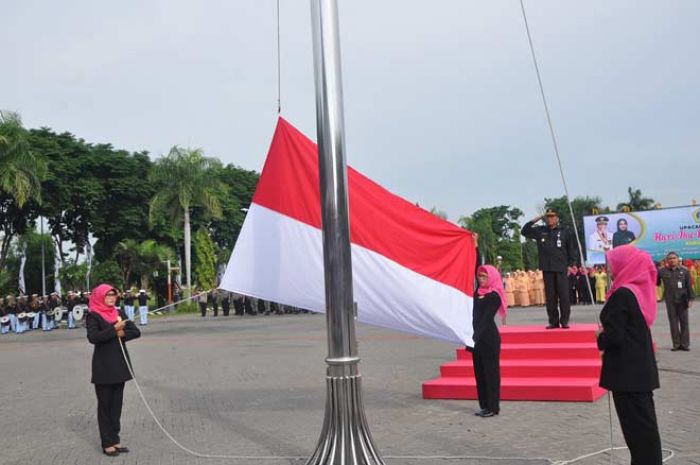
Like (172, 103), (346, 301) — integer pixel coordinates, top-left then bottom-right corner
(2, 0), (698, 222)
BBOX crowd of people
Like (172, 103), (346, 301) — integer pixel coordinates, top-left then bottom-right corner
(0, 291), (91, 334)
(502, 258), (700, 309)
(195, 288), (309, 317)
(0, 287), (309, 337)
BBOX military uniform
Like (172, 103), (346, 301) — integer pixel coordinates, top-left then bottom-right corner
(657, 265), (694, 350)
(521, 210), (578, 328)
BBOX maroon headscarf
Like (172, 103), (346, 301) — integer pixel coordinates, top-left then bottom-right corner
(88, 284), (119, 324)
(606, 245), (658, 327)
(477, 265), (507, 318)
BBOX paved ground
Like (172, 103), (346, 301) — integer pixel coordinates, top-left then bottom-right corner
(1, 304), (698, 465)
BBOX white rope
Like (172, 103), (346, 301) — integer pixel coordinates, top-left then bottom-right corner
(132, 292), (206, 317)
(118, 337), (675, 463)
(517, 0), (599, 317)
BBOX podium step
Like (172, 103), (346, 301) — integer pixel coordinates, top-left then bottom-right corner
(455, 343), (601, 361)
(422, 376), (606, 402)
(499, 324), (599, 344)
(440, 358), (601, 379)
(423, 324), (606, 402)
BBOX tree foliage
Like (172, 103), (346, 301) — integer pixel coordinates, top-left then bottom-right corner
(616, 187), (656, 212)
(459, 206), (524, 270)
(0, 112), (47, 272)
(194, 228), (217, 290)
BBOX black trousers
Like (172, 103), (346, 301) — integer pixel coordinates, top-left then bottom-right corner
(472, 341), (500, 413)
(199, 302), (207, 317)
(212, 301), (219, 317)
(233, 298), (244, 316)
(542, 271), (571, 326)
(612, 391), (662, 465)
(222, 299), (230, 316)
(665, 301), (690, 349)
(95, 383), (125, 449)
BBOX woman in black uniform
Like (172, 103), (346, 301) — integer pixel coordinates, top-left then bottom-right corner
(596, 245), (662, 465)
(86, 284), (141, 456)
(472, 265), (507, 418)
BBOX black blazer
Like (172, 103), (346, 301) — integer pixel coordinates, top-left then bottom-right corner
(597, 288), (659, 392)
(472, 291), (501, 349)
(86, 310), (141, 385)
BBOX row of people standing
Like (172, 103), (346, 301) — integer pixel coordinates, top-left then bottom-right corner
(502, 270), (545, 307)
(0, 291), (90, 334)
(196, 288), (308, 317)
(119, 290), (150, 326)
(568, 266), (610, 305)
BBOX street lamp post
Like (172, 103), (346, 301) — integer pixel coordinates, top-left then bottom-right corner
(306, 1), (385, 464)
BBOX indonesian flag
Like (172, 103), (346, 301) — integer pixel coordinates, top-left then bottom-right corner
(220, 118), (477, 345)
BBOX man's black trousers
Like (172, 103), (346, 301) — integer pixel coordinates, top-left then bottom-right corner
(612, 391), (662, 465)
(95, 382), (125, 449)
(542, 271), (571, 327)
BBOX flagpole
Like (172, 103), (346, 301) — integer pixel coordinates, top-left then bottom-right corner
(307, 1), (385, 464)
(40, 216), (46, 296)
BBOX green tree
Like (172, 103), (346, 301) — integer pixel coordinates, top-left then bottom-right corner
(21, 230), (56, 295)
(149, 147), (227, 298)
(0, 112), (47, 271)
(193, 228), (217, 290)
(459, 205), (524, 270)
(59, 261), (88, 292)
(91, 259), (122, 289)
(114, 239), (140, 289)
(0, 112), (47, 207)
(616, 187), (655, 212)
(190, 163), (258, 252)
(134, 239), (175, 291)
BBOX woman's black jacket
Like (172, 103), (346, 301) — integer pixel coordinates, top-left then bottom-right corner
(86, 310), (141, 385)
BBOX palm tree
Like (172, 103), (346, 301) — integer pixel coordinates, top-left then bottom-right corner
(114, 239), (140, 289)
(0, 111), (47, 272)
(0, 111), (46, 207)
(135, 239), (175, 291)
(149, 147), (227, 298)
(616, 187), (655, 212)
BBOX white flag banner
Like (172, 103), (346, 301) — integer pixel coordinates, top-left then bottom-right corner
(18, 241), (27, 295)
(54, 241), (62, 295)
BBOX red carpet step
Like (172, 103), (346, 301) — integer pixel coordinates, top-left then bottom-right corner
(422, 324), (607, 402)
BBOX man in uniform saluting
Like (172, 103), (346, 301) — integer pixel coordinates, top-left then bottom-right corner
(522, 208), (579, 329)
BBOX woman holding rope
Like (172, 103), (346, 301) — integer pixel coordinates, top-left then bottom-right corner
(86, 284), (141, 456)
(596, 245), (662, 465)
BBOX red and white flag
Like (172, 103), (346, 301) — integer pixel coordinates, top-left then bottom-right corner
(220, 118), (477, 345)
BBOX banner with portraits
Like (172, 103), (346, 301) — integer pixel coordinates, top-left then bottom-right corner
(583, 205), (700, 264)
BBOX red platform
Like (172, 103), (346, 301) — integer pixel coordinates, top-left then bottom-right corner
(422, 324), (607, 402)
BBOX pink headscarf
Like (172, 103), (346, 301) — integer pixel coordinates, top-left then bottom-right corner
(605, 245), (658, 327)
(88, 284), (119, 324)
(477, 265), (507, 318)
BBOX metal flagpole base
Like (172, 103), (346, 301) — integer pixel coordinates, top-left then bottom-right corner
(306, 362), (386, 465)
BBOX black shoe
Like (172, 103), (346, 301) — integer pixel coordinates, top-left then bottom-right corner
(480, 410), (497, 417)
(671, 347), (681, 352)
(474, 409), (487, 416)
(115, 446), (129, 453)
(561, 324), (570, 329)
(680, 347), (690, 352)
(103, 448), (119, 456)
(546, 325), (559, 330)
